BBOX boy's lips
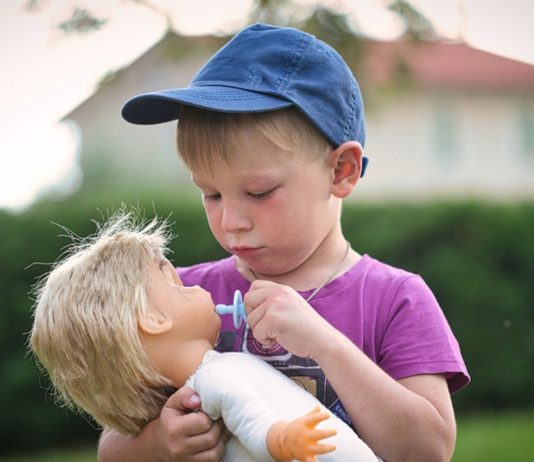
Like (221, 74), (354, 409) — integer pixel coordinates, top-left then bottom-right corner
(231, 246), (262, 257)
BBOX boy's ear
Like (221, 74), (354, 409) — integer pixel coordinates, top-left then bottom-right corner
(138, 311), (173, 336)
(327, 141), (363, 198)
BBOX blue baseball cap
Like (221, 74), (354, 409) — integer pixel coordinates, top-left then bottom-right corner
(122, 23), (368, 176)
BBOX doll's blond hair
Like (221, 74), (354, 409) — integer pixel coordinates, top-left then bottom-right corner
(177, 106), (331, 174)
(30, 211), (174, 435)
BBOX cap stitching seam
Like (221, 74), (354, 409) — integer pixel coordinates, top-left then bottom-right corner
(343, 88), (357, 141)
(275, 33), (310, 94)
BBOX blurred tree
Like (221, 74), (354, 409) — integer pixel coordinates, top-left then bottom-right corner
(387, 0), (436, 41)
(27, 0), (435, 44)
(57, 8), (107, 34)
(24, 0), (436, 99)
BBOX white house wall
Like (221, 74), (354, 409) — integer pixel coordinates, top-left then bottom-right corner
(357, 90), (534, 201)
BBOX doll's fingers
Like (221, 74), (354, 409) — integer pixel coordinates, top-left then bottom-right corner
(309, 428), (337, 440)
(309, 443), (337, 455)
(303, 406), (330, 426)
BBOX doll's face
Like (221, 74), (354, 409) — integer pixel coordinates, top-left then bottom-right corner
(146, 258), (221, 346)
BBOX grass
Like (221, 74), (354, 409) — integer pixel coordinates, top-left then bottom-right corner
(1, 411), (533, 461)
(0, 447), (96, 462)
(453, 411), (534, 461)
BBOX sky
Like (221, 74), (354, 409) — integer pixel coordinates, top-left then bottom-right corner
(1, 0), (533, 210)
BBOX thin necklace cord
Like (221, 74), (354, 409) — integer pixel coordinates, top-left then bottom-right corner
(248, 240), (351, 302)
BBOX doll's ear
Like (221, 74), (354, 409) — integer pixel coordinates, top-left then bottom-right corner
(138, 312), (173, 336)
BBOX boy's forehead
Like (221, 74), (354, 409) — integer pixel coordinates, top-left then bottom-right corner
(191, 166), (284, 186)
(190, 149), (309, 183)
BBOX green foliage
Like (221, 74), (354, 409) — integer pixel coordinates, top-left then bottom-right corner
(1, 194), (533, 454)
(340, 202), (534, 412)
(388, 0), (436, 41)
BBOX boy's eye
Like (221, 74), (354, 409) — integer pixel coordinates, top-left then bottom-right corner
(203, 192), (221, 201)
(248, 188), (276, 200)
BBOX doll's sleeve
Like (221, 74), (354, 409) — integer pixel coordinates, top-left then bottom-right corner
(191, 360), (279, 462)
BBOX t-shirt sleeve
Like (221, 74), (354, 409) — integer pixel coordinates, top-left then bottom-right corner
(378, 275), (470, 393)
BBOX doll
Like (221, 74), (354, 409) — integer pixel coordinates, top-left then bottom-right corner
(30, 212), (377, 461)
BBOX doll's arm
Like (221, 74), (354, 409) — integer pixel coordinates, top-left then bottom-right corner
(267, 406), (337, 462)
(191, 360), (336, 462)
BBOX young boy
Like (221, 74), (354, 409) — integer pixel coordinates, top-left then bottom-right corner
(30, 211), (378, 461)
(103, 23), (469, 462)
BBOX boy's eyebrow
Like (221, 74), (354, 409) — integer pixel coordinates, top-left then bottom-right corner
(192, 172), (285, 186)
(190, 175), (214, 188)
(190, 176), (204, 187)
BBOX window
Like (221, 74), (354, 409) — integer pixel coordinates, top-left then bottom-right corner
(519, 106), (534, 159)
(434, 105), (457, 163)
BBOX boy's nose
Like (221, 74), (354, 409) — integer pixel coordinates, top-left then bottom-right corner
(221, 204), (252, 233)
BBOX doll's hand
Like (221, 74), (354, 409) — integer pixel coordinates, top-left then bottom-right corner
(151, 386), (227, 461)
(267, 406), (336, 462)
(245, 280), (337, 359)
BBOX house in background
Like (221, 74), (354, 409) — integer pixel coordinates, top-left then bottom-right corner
(359, 40), (534, 200)
(68, 33), (534, 201)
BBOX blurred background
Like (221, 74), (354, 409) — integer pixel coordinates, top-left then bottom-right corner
(1, 0), (533, 460)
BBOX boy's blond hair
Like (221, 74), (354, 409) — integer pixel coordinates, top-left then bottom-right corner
(30, 211), (174, 435)
(177, 106), (331, 173)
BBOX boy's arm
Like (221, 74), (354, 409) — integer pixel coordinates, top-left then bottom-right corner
(97, 386), (226, 462)
(246, 280), (457, 462)
(314, 332), (456, 462)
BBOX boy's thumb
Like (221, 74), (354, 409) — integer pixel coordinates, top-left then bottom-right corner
(164, 386), (201, 413)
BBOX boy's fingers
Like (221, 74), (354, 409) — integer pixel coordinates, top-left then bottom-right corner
(243, 287), (270, 314)
(249, 279), (277, 289)
(164, 386), (201, 413)
(180, 416), (224, 447)
(245, 280), (284, 309)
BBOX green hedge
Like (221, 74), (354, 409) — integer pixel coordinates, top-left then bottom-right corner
(1, 192), (533, 453)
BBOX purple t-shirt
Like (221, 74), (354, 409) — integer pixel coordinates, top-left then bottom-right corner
(178, 254), (469, 427)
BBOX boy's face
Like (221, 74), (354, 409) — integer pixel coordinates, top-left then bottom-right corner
(190, 134), (341, 278)
(146, 258), (221, 345)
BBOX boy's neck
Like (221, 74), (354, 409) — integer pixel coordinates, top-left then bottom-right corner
(237, 230), (361, 291)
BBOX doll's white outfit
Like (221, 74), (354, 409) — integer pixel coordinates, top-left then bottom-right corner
(186, 350), (377, 462)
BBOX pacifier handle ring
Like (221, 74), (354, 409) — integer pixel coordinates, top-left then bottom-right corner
(215, 290), (247, 329)
(233, 290), (244, 329)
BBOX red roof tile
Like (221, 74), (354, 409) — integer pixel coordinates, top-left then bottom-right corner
(361, 40), (534, 90)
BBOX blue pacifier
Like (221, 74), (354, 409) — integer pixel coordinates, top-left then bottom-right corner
(215, 290), (247, 329)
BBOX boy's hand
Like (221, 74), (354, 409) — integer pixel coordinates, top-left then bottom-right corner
(245, 280), (336, 359)
(151, 386), (227, 461)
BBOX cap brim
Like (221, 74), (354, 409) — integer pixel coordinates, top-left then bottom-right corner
(121, 85), (293, 124)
